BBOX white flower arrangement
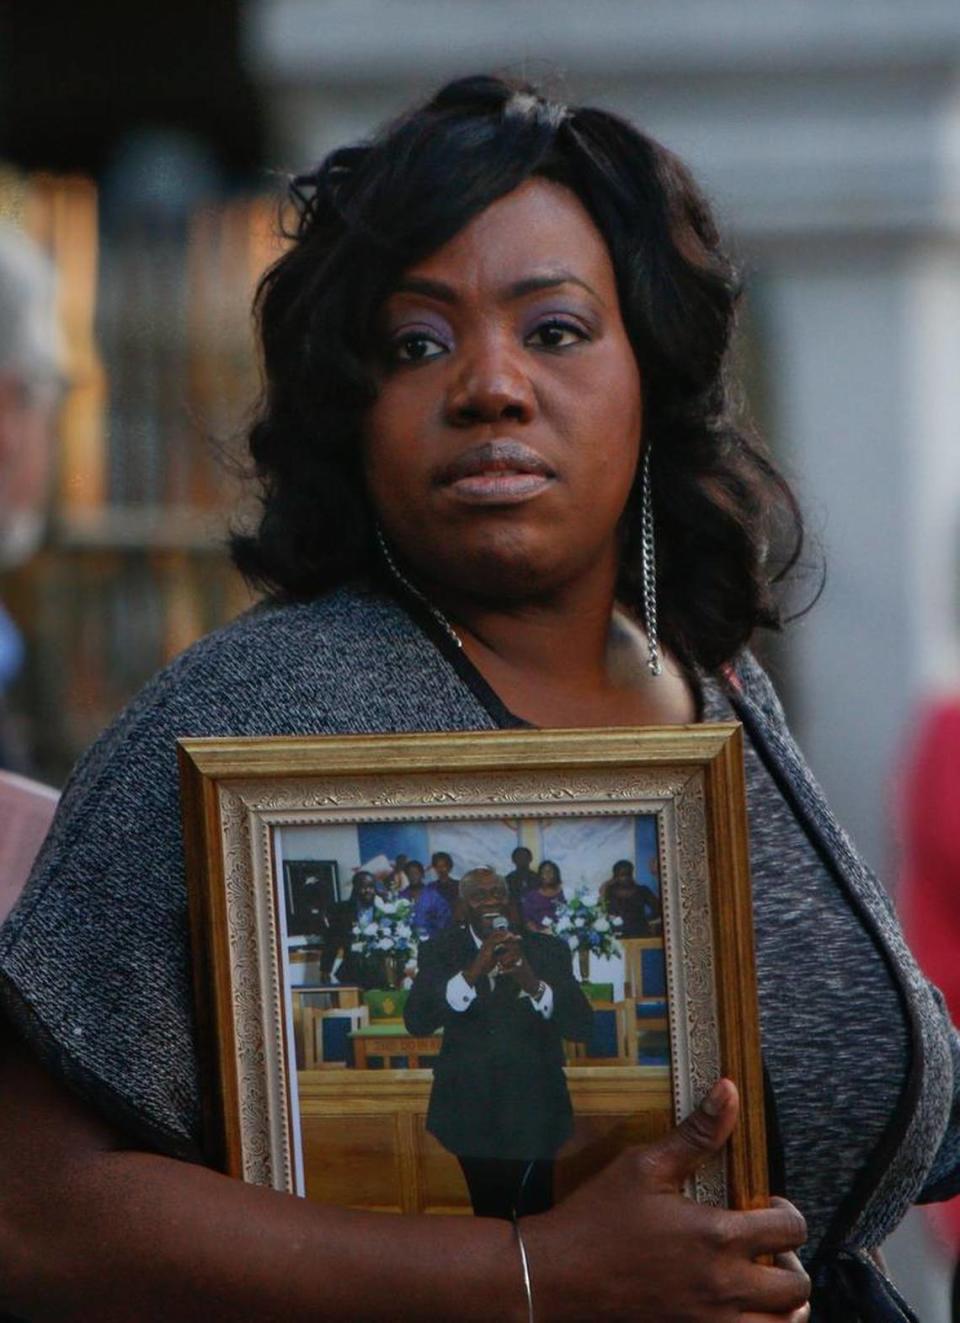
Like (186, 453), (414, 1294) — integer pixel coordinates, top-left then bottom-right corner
(351, 895), (419, 963)
(545, 889), (623, 959)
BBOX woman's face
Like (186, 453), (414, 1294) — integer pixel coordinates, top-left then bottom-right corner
(539, 863), (560, 889)
(363, 177), (642, 602)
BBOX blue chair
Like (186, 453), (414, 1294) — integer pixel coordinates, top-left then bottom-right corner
(622, 938), (669, 1060)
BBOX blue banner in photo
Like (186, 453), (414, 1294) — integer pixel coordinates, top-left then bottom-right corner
(357, 821), (431, 869)
(635, 815), (660, 890)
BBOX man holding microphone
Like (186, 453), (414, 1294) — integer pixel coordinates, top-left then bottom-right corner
(405, 866), (593, 1219)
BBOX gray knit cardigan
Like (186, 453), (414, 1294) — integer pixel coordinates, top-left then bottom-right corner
(1, 586), (957, 1280)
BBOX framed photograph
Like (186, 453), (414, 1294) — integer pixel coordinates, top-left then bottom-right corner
(282, 859), (340, 937)
(178, 725), (767, 1219)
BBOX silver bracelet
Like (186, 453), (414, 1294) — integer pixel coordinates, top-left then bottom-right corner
(513, 1217), (535, 1323)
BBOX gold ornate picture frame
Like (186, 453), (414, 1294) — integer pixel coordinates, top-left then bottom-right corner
(178, 725), (767, 1216)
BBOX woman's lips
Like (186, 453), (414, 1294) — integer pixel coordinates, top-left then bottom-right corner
(447, 471), (554, 504)
(437, 440), (556, 506)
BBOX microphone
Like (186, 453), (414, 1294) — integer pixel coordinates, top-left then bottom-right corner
(491, 913), (510, 958)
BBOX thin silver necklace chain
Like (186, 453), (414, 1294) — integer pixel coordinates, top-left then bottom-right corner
(377, 506), (662, 677)
(375, 526), (464, 650)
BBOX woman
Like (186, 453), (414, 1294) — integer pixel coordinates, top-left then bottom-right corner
(601, 859), (661, 937)
(0, 74), (953, 1321)
(399, 858), (453, 940)
(522, 860), (567, 932)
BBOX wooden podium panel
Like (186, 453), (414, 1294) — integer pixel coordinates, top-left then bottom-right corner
(555, 1108), (673, 1200)
(302, 1113), (405, 1210)
(415, 1117), (473, 1214)
(297, 1067), (672, 1213)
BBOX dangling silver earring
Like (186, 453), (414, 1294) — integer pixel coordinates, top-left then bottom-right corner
(640, 446), (662, 677)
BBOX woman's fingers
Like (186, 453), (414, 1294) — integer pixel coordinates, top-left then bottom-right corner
(732, 1257), (811, 1313)
(772, 1250), (807, 1273)
(768, 1196), (807, 1233)
(712, 1198), (807, 1259)
(732, 1247), (810, 1319)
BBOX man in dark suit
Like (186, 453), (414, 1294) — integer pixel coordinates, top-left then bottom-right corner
(404, 866), (593, 1218)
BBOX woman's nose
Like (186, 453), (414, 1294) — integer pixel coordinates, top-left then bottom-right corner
(445, 338), (536, 426)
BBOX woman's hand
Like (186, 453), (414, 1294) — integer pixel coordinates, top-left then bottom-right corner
(0, 1037), (808, 1322)
(523, 1078), (811, 1322)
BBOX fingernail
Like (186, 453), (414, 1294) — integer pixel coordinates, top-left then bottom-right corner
(702, 1080), (727, 1116)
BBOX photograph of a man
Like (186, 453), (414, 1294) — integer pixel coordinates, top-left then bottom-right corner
(404, 866), (593, 1219)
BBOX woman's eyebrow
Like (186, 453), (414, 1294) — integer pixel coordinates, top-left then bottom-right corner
(505, 272), (602, 303)
(390, 270), (602, 305)
(392, 276), (457, 303)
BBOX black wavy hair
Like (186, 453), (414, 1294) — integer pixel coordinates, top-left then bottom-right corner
(232, 73), (805, 672)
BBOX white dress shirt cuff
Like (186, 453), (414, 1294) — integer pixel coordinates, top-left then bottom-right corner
(446, 972), (478, 1012)
(521, 980), (554, 1019)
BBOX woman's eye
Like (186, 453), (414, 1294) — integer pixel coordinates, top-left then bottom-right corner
(527, 320), (587, 350)
(391, 333), (447, 363)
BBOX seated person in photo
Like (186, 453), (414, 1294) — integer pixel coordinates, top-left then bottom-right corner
(504, 845), (538, 905)
(600, 859), (661, 937)
(427, 850), (460, 912)
(330, 872), (383, 988)
(404, 867), (593, 1220)
(399, 859), (451, 939)
(521, 860), (566, 932)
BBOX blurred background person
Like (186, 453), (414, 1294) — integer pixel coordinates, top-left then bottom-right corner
(900, 697), (960, 1320)
(398, 858), (452, 939)
(522, 860), (567, 933)
(0, 3), (265, 787)
(504, 844), (537, 904)
(328, 870), (381, 987)
(427, 850), (460, 911)
(0, 223), (62, 922)
(0, 224), (62, 772)
(600, 859), (662, 937)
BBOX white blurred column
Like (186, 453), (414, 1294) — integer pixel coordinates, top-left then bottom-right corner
(758, 239), (960, 874)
